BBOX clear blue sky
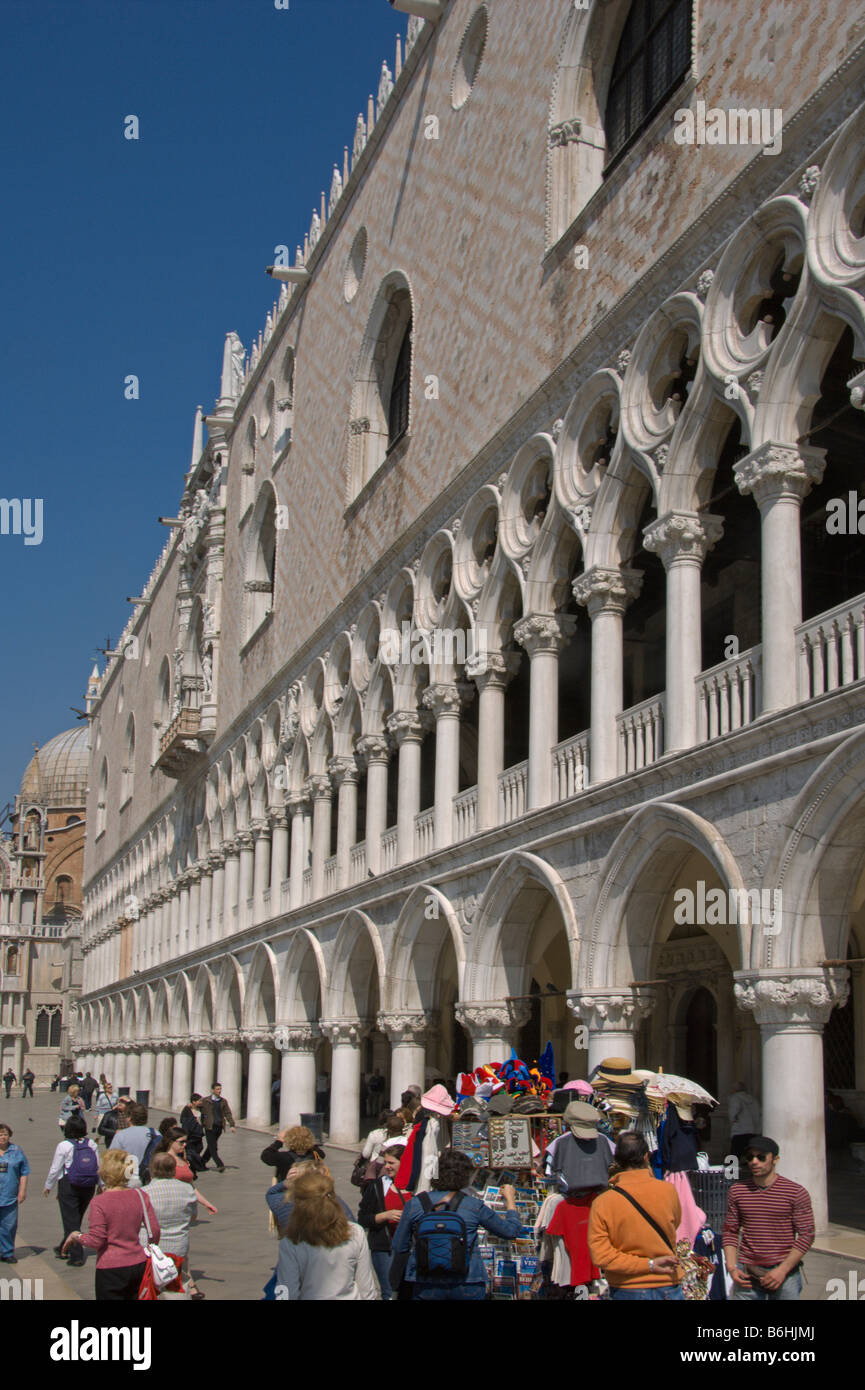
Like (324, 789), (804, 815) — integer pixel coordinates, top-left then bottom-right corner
(0, 0), (407, 807)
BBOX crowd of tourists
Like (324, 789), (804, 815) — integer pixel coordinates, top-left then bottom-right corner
(0, 1068), (832, 1302)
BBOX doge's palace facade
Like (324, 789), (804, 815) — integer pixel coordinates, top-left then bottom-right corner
(77, 1), (865, 1231)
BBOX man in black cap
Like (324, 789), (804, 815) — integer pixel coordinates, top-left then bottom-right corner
(722, 1136), (814, 1300)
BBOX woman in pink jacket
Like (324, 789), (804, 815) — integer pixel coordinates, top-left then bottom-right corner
(62, 1148), (160, 1301)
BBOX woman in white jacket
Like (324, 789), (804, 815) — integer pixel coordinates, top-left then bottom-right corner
(43, 1114), (100, 1267)
(276, 1167), (379, 1301)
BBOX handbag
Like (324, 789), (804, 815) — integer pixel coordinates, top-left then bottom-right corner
(136, 1189), (177, 1290)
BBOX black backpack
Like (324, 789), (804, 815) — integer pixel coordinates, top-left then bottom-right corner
(139, 1129), (161, 1186)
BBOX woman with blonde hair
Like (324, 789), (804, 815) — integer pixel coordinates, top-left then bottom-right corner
(62, 1148), (160, 1301)
(58, 1084), (86, 1128)
(261, 1124), (325, 1183)
(275, 1167), (379, 1300)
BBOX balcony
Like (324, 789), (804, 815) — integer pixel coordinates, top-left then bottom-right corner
(453, 786), (477, 840)
(552, 731), (589, 800)
(498, 761), (527, 825)
(414, 807), (435, 858)
(617, 694), (665, 774)
(798, 593), (865, 700)
(324, 855), (339, 896)
(350, 841), (367, 884)
(381, 827), (398, 872)
(155, 707), (212, 778)
(697, 647), (761, 740)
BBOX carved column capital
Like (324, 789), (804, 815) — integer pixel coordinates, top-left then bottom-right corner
(236, 830), (254, 852)
(513, 612), (576, 656)
(211, 1031), (242, 1050)
(567, 988), (657, 1032)
(286, 791), (311, 815)
(327, 755), (360, 787)
(386, 711), (430, 745)
(274, 1023), (321, 1053)
(465, 650), (521, 691)
(573, 565), (643, 618)
(422, 682), (473, 718)
(222, 838), (241, 860)
(376, 1010), (436, 1046)
(320, 1018), (371, 1048)
(733, 441), (826, 506)
(305, 774), (333, 802)
(250, 818), (270, 840)
(356, 734), (390, 765)
(241, 1028), (274, 1050)
(455, 1000), (532, 1043)
(643, 511), (724, 567)
(208, 848), (226, 870)
(733, 969), (849, 1031)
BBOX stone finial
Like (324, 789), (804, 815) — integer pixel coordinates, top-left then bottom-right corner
(353, 114), (367, 166)
(377, 61), (394, 119)
(406, 15), (423, 54)
(329, 164), (343, 218)
(309, 210), (321, 250)
(395, 34), (402, 81)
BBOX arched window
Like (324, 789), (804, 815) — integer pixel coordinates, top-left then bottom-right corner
(388, 319), (412, 450)
(120, 716), (135, 805)
(5, 946), (18, 975)
(244, 487), (278, 640)
(348, 275), (414, 501)
(96, 759), (108, 836)
(276, 347), (295, 455)
(153, 658), (171, 764)
(54, 874), (72, 906)
(605, 0), (692, 165)
(36, 1006), (61, 1047)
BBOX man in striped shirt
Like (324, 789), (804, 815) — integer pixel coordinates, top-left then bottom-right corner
(722, 1135), (815, 1300)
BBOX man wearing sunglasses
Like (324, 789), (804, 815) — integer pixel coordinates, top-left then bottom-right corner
(721, 1136), (814, 1300)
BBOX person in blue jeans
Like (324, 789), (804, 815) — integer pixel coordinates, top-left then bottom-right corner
(390, 1148), (521, 1300)
(0, 1124), (30, 1263)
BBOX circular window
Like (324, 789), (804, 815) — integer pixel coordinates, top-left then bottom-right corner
(344, 227), (368, 303)
(259, 380), (275, 438)
(452, 6), (488, 111)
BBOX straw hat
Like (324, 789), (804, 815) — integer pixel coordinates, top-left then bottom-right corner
(592, 1057), (643, 1087)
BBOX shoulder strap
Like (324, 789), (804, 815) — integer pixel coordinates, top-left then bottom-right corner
(136, 1188), (153, 1244)
(609, 1185), (677, 1254)
(416, 1192), (433, 1214)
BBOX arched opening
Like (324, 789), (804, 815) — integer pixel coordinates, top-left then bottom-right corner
(623, 491), (666, 709)
(348, 276), (414, 499)
(699, 417), (762, 670)
(245, 487), (278, 640)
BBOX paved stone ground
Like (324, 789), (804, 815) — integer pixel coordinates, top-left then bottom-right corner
(3, 1090), (862, 1301)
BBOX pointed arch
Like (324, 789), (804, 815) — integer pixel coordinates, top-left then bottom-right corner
(464, 851), (579, 1001)
(386, 884), (466, 1012)
(278, 929), (327, 1023)
(326, 908), (385, 1019)
(243, 943), (280, 1027)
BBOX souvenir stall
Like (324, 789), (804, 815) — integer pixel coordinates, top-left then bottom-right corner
(441, 1050), (728, 1300)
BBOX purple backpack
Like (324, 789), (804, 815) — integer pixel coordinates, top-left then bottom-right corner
(67, 1138), (99, 1188)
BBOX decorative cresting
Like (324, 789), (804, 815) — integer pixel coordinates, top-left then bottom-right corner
(376, 1011), (436, 1045)
(320, 1018), (371, 1048)
(733, 969), (849, 1029)
(273, 1023), (321, 1053)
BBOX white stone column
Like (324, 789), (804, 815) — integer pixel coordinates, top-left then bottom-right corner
(238, 831), (255, 928)
(178, 875), (191, 956)
(138, 1046), (155, 1100)
(222, 841), (240, 937)
(514, 613), (576, 809)
(187, 868), (202, 953)
(386, 713), (429, 866)
(734, 442), (826, 713)
(193, 1038), (216, 1096)
(287, 793), (310, 908)
(251, 820), (271, 925)
(466, 652), (520, 831)
(113, 1046), (128, 1092)
(328, 757), (360, 889)
(422, 683), (471, 849)
(269, 809), (290, 906)
(378, 1011), (434, 1108)
(243, 1030), (275, 1127)
(567, 989), (656, 1073)
(12, 1036), (24, 1075)
(307, 775), (333, 900)
(154, 1044), (173, 1109)
(209, 851), (225, 944)
(455, 1001), (532, 1069)
(357, 735), (390, 875)
(170, 1042), (194, 1111)
(197, 866), (212, 951)
(126, 1049), (141, 1096)
(735, 968), (849, 1233)
(573, 566), (643, 785)
(321, 1019), (369, 1146)
(275, 1024), (321, 1127)
(644, 511), (723, 753)
(214, 1036), (243, 1120)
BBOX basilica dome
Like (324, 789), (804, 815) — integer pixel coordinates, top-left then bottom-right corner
(19, 726), (89, 808)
